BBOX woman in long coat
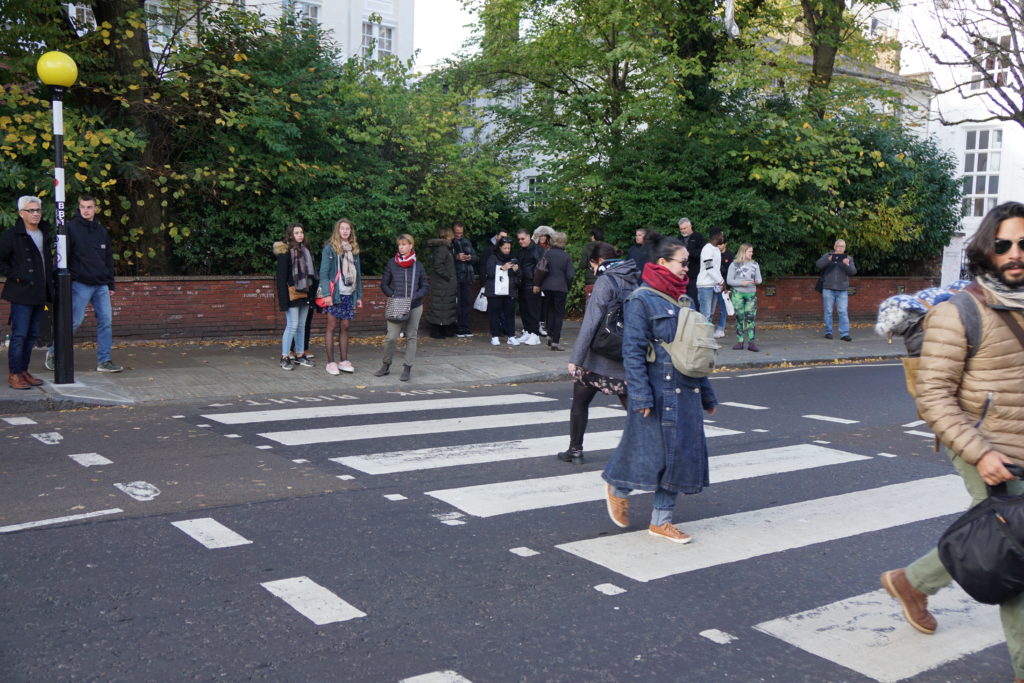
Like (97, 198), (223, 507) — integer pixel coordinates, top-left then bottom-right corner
(602, 232), (718, 544)
(425, 227), (458, 338)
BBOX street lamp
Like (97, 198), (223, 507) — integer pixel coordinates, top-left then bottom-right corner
(36, 51), (78, 384)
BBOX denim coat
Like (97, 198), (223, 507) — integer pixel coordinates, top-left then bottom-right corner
(602, 287), (718, 494)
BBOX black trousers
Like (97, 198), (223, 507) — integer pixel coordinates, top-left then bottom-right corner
(518, 287), (541, 334)
(543, 290), (567, 344)
(487, 296), (515, 337)
(456, 279), (473, 334)
(569, 381), (628, 450)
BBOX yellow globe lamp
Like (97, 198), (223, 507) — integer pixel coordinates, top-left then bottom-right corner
(36, 51), (78, 88)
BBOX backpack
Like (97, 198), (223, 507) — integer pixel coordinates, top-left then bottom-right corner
(589, 275), (638, 361)
(634, 286), (720, 378)
(902, 286), (983, 398)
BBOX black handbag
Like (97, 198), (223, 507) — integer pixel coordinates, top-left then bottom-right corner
(938, 464), (1024, 604)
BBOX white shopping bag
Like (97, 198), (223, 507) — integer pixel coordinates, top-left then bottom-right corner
(494, 266), (510, 296)
(473, 289), (488, 312)
(723, 294), (735, 317)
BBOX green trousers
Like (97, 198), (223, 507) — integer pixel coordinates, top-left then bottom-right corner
(905, 446), (1024, 677)
(731, 290), (757, 342)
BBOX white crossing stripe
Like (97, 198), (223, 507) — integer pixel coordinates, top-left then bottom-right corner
(902, 419), (926, 428)
(2, 416), (37, 425)
(700, 629), (738, 644)
(719, 402), (769, 410)
(260, 408), (625, 446)
(556, 475), (970, 582)
(260, 576), (366, 625)
(204, 394), (555, 425)
(509, 547), (539, 557)
(802, 414), (859, 424)
(754, 586), (1002, 683)
(113, 481), (161, 501)
(67, 452), (113, 467)
(400, 672), (473, 683)
(0, 508), (123, 533)
(31, 432), (63, 444)
(427, 444), (868, 518)
(906, 430), (933, 438)
(594, 583), (626, 596)
(171, 518), (253, 549)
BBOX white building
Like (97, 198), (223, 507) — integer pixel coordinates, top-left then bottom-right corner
(894, 3), (1024, 284)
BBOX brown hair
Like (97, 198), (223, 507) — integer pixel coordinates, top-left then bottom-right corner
(965, 201), (1024, 276)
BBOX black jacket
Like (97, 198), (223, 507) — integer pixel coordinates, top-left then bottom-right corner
(536, 246), (574, 293)
(381, 256), (429, 309)
(681, 231), (706, 272)
(67, 214), (115, 288)
(516, 240), (544, 284)
(0, 218), (53, 306)
(274, 241), (317, 312)
(451, 236), (478, 283)
(483, 249), (520, 297)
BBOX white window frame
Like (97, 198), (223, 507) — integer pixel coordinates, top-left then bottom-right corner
(961, 128), (1002, 218)
(67, 3), (96, 32)
(282, 0), (321, 23)
(362, 21), (395, 60)
(970, 35), (1011, 91)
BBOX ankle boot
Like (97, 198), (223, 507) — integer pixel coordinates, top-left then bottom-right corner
(400, 364), (412, 382)
(557, 447), (584, 464)
(373, 362), (390, 377)
(8, 372), (31, 390)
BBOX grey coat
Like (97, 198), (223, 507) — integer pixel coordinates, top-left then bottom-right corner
(815, 252), (857, 291)
(569, 260), (640, 378)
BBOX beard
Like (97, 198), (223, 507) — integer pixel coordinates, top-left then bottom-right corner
(996, 260), (1024, 288)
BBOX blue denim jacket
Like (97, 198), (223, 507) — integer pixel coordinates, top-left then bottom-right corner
(602, 287), (718, 494)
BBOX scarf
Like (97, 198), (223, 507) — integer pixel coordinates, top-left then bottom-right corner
(596, 258), (622, 276)
(395, 250), (417, 268)
(978, 273), (1024, 310)
(291, 244), (314, 292)
(340, 242), (356, 286)
(642, 262), (689, 300)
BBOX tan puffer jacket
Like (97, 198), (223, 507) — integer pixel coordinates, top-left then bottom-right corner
(915, 284), (1024, 466)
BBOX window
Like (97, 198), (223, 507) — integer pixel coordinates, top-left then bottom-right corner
(970, 35), (1011, 90)
(362, 22), (395, 59)
(962, 128), (1002, 217)
(67, 3), (95, 31)
(282, 0), (320, 23)
(144, 1), (173, 40)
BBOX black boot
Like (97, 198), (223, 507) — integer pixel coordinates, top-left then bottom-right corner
(557, 448), (584, 465)
(374, 362), (390, 377)
(400, 364), (412, 382)
(429, 324), (445, 339)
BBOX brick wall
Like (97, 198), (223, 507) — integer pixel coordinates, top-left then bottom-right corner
(0, 274), (937, 341)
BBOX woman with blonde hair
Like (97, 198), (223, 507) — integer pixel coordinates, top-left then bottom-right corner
(726, 243), (762, 352)
(318, 218), (363, 375)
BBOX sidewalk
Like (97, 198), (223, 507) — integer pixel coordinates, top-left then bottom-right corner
(0, 321), (903, 412)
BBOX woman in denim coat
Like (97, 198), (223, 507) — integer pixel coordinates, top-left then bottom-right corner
(602, 233), (718, 544)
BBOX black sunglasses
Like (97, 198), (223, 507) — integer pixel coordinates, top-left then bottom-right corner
(994, 237), (1024, 255)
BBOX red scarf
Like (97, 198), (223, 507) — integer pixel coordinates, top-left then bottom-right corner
(395, 250), (417, 268)
(642, 262), (689, 300)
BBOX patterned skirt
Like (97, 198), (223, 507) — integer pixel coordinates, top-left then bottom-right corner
(326, 295), (355, 320)
(570, 365), (626, 396)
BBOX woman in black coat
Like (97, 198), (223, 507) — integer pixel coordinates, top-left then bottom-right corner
(483, 237), (521, 345)
(375, 233), (429, 382)
(534, 230), (574, 350)
(274, 223), (316, 371)
(425, 227), (458, 338)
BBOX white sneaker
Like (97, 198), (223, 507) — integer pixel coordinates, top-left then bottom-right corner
(507, 336), (520, 346)
(490, 336), (500, 346)
(713, 329), (725, 338)
(516, 331), (530, 342)
(325, 362), (340, 376)
(524, 333), (541, 346)
(539, 323), (548, 336)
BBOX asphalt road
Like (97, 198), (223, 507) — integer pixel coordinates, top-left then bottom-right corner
(0, 363), (1014, 682)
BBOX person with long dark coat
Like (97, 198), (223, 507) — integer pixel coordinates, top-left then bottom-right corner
(425, 227), (458, 338)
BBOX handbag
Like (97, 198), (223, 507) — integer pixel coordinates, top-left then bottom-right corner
(315, 254), (341, 309)
(287, 285), (307, 302)
(473, 289), (488, 312)
(385, 267), (412, 323)
(814, 275), (824, 293)
(938, 464), (1024, 604)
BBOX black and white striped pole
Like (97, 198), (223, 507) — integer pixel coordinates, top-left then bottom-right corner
(36, 51), (78, 384)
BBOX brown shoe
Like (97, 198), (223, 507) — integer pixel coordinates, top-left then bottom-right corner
(648, 522), (692, 544)
(20, 371), (43, 386)
(881, 569), (937, 634)
(605, 485), (629, 528)
(8, 373), (31, 390)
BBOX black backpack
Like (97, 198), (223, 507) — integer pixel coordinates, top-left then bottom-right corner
(589, 275), (636, 361)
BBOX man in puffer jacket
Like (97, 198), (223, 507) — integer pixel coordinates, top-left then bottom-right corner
(880, 201), (1024, 682)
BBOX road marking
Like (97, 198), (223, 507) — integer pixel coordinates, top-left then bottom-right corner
(903, 419), (926, 428)
(751, 428), (769, 433)
(877, 452), (899, 458)
(754, 586), (1002, 683)
(400, 672), (473, 683)
(31, 432), (62, 445)
(700, 629), (738, 644)
(384, 494), (408, 501)
(196, 424), (210, 428)
(171, 518), (253, 549)
(172, 415), (185, 418)
(738, 367), (810, 377)
(256, 445), (273, 450)
(291, 459), (309, 464)
(204, 394), (556, 425)
(224, 434), (241, 438)
(594, 583), (626, 596)
(260, 576), (366, 625)
(2, 416), (37, 425)
(113, 481), (161, 501)
(719, 402), (769, 410)
(813, 440), (830, 444)
(509, 547), (539, 557)
(428, 444), (869, 518)
(905, 430), (933, 438)
(557, 475), (969, 582)
(0, 508), (123, 533)
(261, 408), (626, 446)
(433, 512), (466, 526)
(336, 475), (355, 481)
(802, 414), (859, 425)
(67, 452), (113, 467)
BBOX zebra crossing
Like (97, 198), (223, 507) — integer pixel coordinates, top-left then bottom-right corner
(180, 387), (1006, 682)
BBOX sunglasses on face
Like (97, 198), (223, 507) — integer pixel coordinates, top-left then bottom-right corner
(994, 237), (1024, 255)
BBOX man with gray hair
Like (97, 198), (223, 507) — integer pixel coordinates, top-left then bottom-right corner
(0, 196), (52, 389)
(815, 239), (857, 341)
(678, 217), (705, 308)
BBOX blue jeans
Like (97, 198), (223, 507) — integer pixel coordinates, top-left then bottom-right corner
(8, 303), (44, 374)
(281, 305), (309, 357)
(614, 486), (678, 526)
(50, 282), (113, 363)
(697, 287), (719, 328)
(822, 288), (849, 336)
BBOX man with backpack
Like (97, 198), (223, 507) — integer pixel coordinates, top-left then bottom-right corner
(880, 202), (1024, 682)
